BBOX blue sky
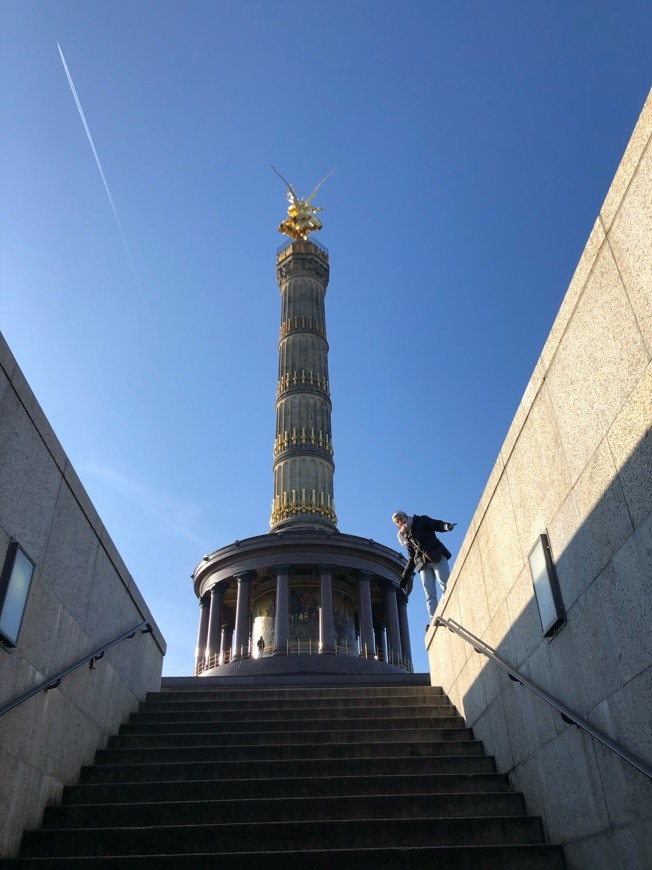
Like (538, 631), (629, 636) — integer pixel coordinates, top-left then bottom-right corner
(1, 1), (651, 675)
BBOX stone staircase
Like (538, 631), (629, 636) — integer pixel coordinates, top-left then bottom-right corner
(2, 680), (565, 868)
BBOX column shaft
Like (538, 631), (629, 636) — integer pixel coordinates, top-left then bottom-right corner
(373, 619), (387, 662)
(397, 592), (412, 671)
(194, 596), (210, 674)
(205, 585), (224, 666)
(318, 564), (335, 654)
(274, 565), (291, 655)
(385, 583), (402, 665)
(220, 622), (234, 665)
(271, 242), (337, 531)
(357, 571), (374, 658)
(232, 572), (253, 662)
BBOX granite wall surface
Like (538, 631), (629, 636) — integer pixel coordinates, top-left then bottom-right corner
(0, 333), (166, 856)
(426, 89), (652, 869)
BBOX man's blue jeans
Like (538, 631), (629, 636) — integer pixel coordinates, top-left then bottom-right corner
(420, 558), (451, 619)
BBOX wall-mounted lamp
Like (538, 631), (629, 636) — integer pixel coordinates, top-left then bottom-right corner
(0, 541), (35, 648)
(528, 533), (565, 637)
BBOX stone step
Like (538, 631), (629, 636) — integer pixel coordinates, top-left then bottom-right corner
(62, 772), (511, 805)
(80, 753), (497, 784)
(0, 844), (567, 870)
(118, 716), (467, 735)
(43, 792), (526, 828)
(1, 681), (565, 870)
(20, 816), (548, 857)
(135, 700), (457, 717)
(109, 725), (471, 747)
(96, 739), (483, 765)
(149, 686), (445, 703)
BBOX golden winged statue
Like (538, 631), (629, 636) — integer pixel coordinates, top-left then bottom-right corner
(272, 165), (334, 241)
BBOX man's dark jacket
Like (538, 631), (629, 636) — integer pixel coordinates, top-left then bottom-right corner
(401, 515), (452, 585)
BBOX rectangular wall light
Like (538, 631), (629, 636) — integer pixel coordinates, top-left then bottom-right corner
(0, 541), (35, 648)
(529, 533), (566, 637)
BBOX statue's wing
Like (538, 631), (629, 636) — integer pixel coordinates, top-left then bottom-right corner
(271, 164), (297, 199)
(306, 168), (335, 204)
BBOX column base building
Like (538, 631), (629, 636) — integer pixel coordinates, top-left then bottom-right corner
(193, 528), (412, 678)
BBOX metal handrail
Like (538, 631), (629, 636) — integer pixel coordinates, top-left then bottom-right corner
(434, 615), (652, 781)
(0, 620), (153, 719)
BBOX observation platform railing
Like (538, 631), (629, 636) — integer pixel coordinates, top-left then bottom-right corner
(195, 638), (411, 675)
(277, 237), (329, 257)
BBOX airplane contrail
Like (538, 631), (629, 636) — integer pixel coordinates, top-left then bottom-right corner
(57, 43), (140, 282)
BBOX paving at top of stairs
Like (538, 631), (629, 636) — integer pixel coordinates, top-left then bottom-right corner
(1, 680), (565, 870)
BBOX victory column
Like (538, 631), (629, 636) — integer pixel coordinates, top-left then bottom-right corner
(191, 172), (414, 678)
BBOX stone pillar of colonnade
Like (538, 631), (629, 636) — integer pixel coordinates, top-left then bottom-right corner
(205, 585), (224, 667)
(232, 571), (253, 662)
(318, 564), (336, 654)
(397, 592), (412, 670)
(357, 570), (375, 659)
(384, 583), (402, 666)
(194, 595), (210, 674)
(220, 621), (233, 665)
(373, 617), (387, 662)
(274, 565), (291, 655)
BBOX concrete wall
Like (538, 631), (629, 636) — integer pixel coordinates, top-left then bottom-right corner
(0, 332), (166, 856)
(426, 89), (652, 869)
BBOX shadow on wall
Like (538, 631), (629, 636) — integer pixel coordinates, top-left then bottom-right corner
(432, 426), (652, 866)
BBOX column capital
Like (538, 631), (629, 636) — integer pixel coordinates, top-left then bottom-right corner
(396, 588), (409, 606)
(355, 569), (374, 582)
(273, 564), (293, 575)
(276, 250), (329, 287)
(317, 563), (335, 574)
(233, 570), (256, 583)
